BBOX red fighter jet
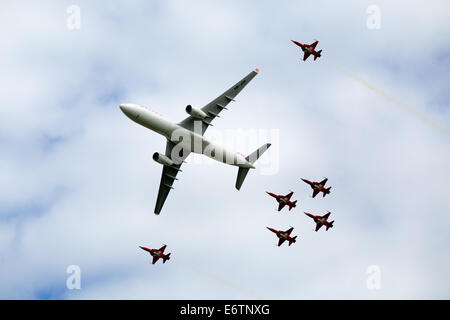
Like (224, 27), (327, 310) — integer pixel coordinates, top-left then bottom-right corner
(267, 227), (298, 246)
(304, 211), (334, 232)
(266, 191), (298, 211)
(291, 40), (322, 61)
(139, 244), (171, 264)
(301, 178), (331, 198)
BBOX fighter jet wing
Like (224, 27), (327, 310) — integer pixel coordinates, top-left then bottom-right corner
(152, 256), (160, 265)
(178, 69), (259, 135)
(286, 191), (294, 200)
(323, 212), (331, 220)
(278, 238), (286, 247)
(159, 245), (167, 253)
(303, 52), (311, 61)
(154, 140), (191, 214)
(320, 178), (328, 186)
(278, 203), (286, 211)
(315, 223), (323, 232)
(286, 227), (294, 235)
(312, 189), (320, 198)
(311, 40), (319, 49)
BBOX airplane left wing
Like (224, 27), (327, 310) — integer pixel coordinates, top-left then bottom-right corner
(311, 40), (319, 49)
(152, 256), (160, 264)
(154, 140), (191, 214)
(303, 52), (311, 61)
(315, 224), (323, 232)
(320, 178), (328, 186)
(278, 238), (286, 247)
(178, 69), (259, 135)
(312, 189), (320, 198)
(286, 227), (294, 235)
(286, 191), (294, 200)
(159, 245), (167, 253)
(278, 203), (286, 211)
(323, 212), (331, 220)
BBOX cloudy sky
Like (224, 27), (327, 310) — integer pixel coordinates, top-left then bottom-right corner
(1, 0), (449, 299)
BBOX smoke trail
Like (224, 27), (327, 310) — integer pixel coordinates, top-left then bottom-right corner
(334, 65), (449, 136)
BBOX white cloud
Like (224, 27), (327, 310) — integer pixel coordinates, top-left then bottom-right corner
(0, 0), (449, 299)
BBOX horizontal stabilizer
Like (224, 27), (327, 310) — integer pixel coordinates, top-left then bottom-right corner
(235, 167), (250, 190)
(235, 143), (271, 190)
(246, 143), (271, 164)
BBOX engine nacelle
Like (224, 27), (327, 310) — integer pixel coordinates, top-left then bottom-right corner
(186, 105), (207, 119)
(152, 152), (174, 166)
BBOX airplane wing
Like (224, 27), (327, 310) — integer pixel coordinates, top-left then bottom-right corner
(154, 140), (191, 214)
(278, 238), (286, 247)
(152, 256), (160, 264)
(303, 52), (311, 61)
(178, 69), (259, 135)
(286, 227), (294, 235)
(315, 223), (323, 232)
(286, 191), (294, 200)
(159, 245), (167, 253)
(320, 178), (328, 186)
(278, 203), (286, 211)
(312, 189), (320, 198)
(323, 212), (331, 220)
(311, 40), (319, 49)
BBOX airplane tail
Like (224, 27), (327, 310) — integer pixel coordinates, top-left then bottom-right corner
(163, 253), (171, 263)
(314, 50), (322, 60)
(289, 236), (297, 246)
(323, 187), (331, 197)
(326, 221), (334, 231)
(235, 143), (271, 190)
(289, 200), (297, 211)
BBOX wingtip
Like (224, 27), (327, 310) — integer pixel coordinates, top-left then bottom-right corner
(254, 68), (259, 73)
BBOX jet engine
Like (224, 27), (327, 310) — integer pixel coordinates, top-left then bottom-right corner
(185, 105), (207, 119)
(152, 152), (174, 166)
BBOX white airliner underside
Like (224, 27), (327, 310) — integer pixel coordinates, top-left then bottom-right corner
(120, 68), (271, 214)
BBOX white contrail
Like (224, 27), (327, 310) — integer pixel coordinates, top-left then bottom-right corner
(335, 65), (449, 136)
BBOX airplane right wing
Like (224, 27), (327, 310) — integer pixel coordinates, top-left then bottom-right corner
(311, 40), (319, 49)
(286, 191), (294, 200)
(154, 140), (191, 214)
(278, 238), (286, 247)
(286, 227), (294, 235)
(178, 69), (259, 135)
(315, 223), (323, 232)
(320, 178), (328, 186)
(312, 189), (320, 198)
(303, 52), (311, 61)
(152, 256), (160, 264)
(159, 245), (167, 253)
(278, 203), (286, 211)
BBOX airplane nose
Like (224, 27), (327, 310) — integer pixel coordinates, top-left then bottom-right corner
(119, 104), (129, 113)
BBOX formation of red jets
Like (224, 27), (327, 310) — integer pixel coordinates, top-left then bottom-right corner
(266, 177), (334, 246)
(141, 39), (326, 263)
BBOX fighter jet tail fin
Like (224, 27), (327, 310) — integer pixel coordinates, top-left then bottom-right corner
(289, 200), (297, 211)
(289, 236), (297, 246)
(163, 253), (171, 263)
(326, 221), (334, 231)
(314, 50), (322, 60)
(235, 143), (271, 190)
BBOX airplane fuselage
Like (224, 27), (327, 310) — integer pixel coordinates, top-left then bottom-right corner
(120, 104), (255, 169)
